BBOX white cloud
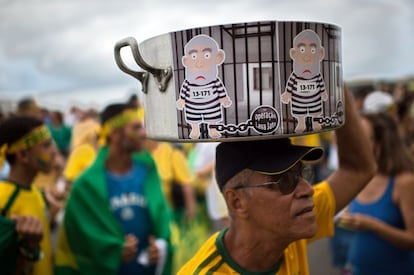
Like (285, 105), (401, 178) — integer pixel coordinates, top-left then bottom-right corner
(0, 0), (413, 106)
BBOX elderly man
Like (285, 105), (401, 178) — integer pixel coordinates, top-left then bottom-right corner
(178, 87), (376, 274)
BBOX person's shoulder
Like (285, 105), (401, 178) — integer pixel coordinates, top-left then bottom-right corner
(71, 144), (96, 158)
(133, 149), (158, 168)
(0, 181), (15, 200)
(313, 181), (331, 193)
(0, 180), (13, 188)
(172, 146), (187, 160)
(177, 232), (221, 274)
(159, 142), (174, 152)
(313, 181), (335, 207)
(395, 172), (414, 184)
(394, 172), (414, 194)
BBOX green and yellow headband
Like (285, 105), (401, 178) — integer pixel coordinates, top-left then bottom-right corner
(0, 125), (51, 167)
(100, 108), (143, 139)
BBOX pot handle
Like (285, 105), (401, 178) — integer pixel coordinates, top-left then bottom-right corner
(114, 37), (172, 93)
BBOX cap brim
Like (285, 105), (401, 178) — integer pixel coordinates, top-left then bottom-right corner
(250, 145), (324, 175)
(215, 138), (324, 189)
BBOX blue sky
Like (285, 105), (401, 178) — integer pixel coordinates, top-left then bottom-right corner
(0, 0), (413, 109)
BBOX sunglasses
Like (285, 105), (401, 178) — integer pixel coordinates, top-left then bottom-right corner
(233, 165), (313, 195)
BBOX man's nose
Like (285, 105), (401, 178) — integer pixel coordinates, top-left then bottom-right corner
(294, 177), (314, 197)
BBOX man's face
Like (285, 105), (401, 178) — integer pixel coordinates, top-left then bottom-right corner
(290, 38), (324, 79)
(236, 163), (317, 241)
(121, 120), (146, 153)
(182, 45), (222, 85)
(26, 138), (57, 173)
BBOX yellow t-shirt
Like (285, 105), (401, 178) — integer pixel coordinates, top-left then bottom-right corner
(63, 143), (97, 182)
(291, 132), (334, 148)
(291, 134), (321, 147)
(0, 181), (53, 275)
(177, 181), (335, 275)
(151, 143), (194, 206)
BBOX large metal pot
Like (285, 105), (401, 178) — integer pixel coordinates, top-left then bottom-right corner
(114, 20), (344, 142)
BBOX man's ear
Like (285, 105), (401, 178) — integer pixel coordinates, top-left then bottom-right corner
(224, 189), (249, 219)
(15, 149), (30, 164)
(108, 128), (122, 144)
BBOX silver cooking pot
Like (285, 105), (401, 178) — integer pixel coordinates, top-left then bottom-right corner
(114, 20), (344, 142)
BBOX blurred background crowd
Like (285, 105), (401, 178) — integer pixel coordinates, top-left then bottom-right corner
(1, 75), (414, 274)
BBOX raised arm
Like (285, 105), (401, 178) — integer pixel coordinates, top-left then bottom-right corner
(326, 86), (377, 213)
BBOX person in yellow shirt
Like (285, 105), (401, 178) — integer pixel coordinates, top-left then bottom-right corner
(146, 140), (199, 273)
(62, 117), (100, 195)
(15, 97), (66, 215)
(0, 116), (60, 275)
(146, 140), (197, 223)
(178, 87), (376, 274)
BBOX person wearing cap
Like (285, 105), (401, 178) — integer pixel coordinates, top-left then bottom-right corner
(0, 115), (60, 275)
(178, 87), (376, 275)
(55, 103), (173, 275)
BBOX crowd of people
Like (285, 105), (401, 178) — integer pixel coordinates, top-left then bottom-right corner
(1, 77), (414, 275)
(0, 94), (222, 274)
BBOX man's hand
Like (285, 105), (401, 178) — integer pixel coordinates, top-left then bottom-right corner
(122, 234), (138, 263)
(10, 215), (43, 248)
(147, 235), (160, 265)
(44, 186), (65, 220)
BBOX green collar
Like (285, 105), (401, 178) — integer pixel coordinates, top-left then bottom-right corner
(215, 228), (282, 275)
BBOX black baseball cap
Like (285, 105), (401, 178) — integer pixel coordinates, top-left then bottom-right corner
(215, 138), (324, 189)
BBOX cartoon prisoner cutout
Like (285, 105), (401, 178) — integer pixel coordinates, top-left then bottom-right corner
(281, 29), (328, 133)
(176, 34), (232, 139)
